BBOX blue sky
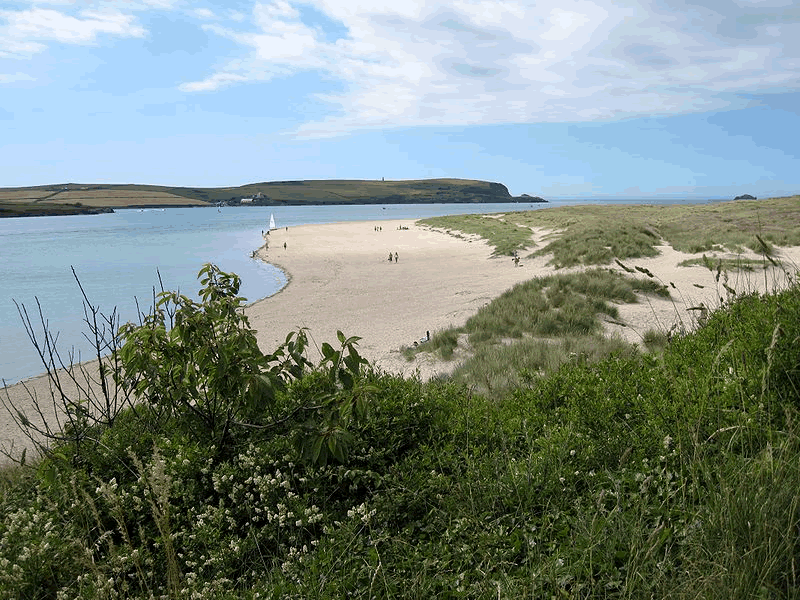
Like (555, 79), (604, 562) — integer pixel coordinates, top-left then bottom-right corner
(1, 0), (798, 198)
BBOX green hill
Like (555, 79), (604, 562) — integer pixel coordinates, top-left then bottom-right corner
(0, 179), (539, 216)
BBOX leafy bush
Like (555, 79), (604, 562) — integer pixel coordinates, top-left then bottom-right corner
(3, 266), (800, 599)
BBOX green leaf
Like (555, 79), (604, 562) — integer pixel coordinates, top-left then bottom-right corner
(321, 342), (337, 361)
(310, 435), (325, 464)
(339, 369), (354, 390)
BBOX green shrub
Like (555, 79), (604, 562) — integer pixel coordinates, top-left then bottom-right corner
(3, 266), (800, 599)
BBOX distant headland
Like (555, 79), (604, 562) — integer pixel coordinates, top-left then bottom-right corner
(0, 179), (547, 218)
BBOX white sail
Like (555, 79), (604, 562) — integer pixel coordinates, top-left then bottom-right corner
(269, 213), (276, 230)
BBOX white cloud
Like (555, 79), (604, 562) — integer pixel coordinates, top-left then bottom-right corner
(178, 72), (249, 92)
(192, 8), (216, 20)
(0, 7), (146, 57)
(19, 0), (180, 10)
(0, 38), (47, 58)
(177, 0), (800, 136)
(0, 71), (36, 83)
(540, 8), (592, 41)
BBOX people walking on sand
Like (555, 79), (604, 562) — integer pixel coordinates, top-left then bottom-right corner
(388, 251), (393, 262)
(394, 252), (398, 263)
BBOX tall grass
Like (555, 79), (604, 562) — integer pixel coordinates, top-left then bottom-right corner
(420, 196), (800, 268)
(408, 268), (669, 396)
(421, 213), (536, 256)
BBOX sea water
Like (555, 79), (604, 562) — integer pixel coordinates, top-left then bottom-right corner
(0, 199), (707, 384)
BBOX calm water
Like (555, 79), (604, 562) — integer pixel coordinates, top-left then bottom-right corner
(0, 198), (708, 383)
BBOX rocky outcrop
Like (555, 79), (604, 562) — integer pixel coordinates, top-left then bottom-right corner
(513, 194), (547, 203)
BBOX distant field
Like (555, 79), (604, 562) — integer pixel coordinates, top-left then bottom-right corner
(0, 190), (54, 201)
(0, 179), (516, 215)
(38, 190), (202, 207)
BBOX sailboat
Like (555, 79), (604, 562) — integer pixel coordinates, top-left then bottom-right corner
(269, 213), (276, 230)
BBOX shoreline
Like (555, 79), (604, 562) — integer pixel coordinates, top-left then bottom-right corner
(3, 216), (799, 464)
(246, 218), (550, 378)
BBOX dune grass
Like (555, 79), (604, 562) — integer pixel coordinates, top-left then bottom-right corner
(421, 213), (536, 256)
(678, 254), (777, 271)
(405, 268), (670, 397)
(419, 195), (800, 267)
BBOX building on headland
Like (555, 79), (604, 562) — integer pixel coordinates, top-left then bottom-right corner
(240, 192), (266, 204)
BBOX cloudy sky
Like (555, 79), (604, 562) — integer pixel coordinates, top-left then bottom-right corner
(1, 0), (798, 198)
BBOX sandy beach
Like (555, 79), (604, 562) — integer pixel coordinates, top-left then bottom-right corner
(248, 219), (554, 379)
(249, 219), (800, 373)
(3, 216), (799, 464)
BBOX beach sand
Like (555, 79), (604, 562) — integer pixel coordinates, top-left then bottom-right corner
(3, 217), (799, 464)
(248, 220), (556, 379)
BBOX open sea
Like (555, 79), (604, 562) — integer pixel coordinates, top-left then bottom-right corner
(0, 198), (710, 384)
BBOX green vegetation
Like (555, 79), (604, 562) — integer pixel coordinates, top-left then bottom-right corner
(678, 254), (777, 271)
(419, 195), (800, 265)
(421, 213), (536, 256)
(3, 261), (800, 599)
(0, 203), (114, 218)
(642, 328), (670, 352)
(0, 178), (523, 216)
(407, 268), (669, 396)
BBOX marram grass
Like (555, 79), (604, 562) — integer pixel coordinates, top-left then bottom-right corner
(420, 195), (800, 267)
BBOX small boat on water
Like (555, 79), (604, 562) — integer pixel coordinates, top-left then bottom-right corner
(269, 213), (276, 230)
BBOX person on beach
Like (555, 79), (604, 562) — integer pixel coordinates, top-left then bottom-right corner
(388, 251), (393, 262)
(395, 252), (398, 263)
(284, 242), (287, 250)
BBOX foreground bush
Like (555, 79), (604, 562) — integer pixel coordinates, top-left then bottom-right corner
(2, 270), (799, 599)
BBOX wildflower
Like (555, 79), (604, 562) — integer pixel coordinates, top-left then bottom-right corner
(663, 435), (673, 450)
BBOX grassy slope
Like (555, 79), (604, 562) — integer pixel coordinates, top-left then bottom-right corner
(412, 196), (800, 397)
(0, 179), (518, 215)
(421, 195), (800, 266)
(405, 269), (670, 397)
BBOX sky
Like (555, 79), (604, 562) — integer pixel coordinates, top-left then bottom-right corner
(1, 0), (799, 199)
